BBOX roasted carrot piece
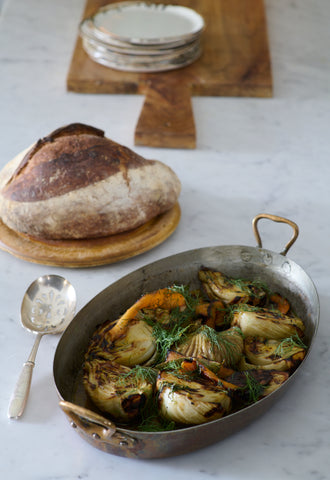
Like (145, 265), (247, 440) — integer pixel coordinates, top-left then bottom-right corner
(195, 303), (210, 317)
(110, 288), (186, 340)
(181, 359), (198, 373)
(195, 300), (226, 329)
(199, 363), (221, 384)
(209, 300), (226, 328)
(220, 378), (241, 391)
(213, 299), (226, 315)
(195, 302), (216, 328)
(270, 293), (290, 314)
(205, 316), (216, 329)
(215, 365), (236, 379)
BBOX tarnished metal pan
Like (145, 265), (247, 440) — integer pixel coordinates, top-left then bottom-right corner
(53, 214), (319, 459)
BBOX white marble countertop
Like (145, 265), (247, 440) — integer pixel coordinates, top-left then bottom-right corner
(0, 0), (329, 478)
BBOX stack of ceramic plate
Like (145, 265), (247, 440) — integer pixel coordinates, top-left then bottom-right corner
(79, 2), (205, 72)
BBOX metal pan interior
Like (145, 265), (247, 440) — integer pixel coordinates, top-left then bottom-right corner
(53, 245), (319, 458)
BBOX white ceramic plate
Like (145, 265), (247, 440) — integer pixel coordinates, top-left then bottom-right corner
(80, 21), (200, 55)
(89, 2), (204, 45)
(83, 37), (202, 72)
(83, 34), (201, 59)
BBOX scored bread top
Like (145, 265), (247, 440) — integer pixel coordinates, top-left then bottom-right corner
(0, 123), (181, 240)
(2, 123), (153, 202)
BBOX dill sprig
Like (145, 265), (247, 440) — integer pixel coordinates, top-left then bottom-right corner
(156, 359), (184, 371)
(139, 285), (203, 363)
(137, 413), (177, 432)
(274, 334), (307, 358)
(169, 284), (201, 311)
(135, 390), (177, 432)
(199, 324), (220, 349)
(151, 319), (193, 363)
(243, 371), (264, 404)
(161, 380), (195, 395)
(227, 277), (271, 302)
(137, 401), (177, 432)
(217, 328), (243, 366)
(196, 325), (243, 367)
(117, 365), (158, 386)
(224, 303), (261, 324)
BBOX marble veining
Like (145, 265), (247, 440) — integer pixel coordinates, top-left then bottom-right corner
(0, 0), (330, 479)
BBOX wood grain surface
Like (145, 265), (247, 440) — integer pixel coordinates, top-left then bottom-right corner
(0, 203), (181, 268)
(67, 0), (272, 148)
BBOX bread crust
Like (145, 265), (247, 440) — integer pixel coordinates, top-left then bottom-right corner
(0, 124), (181, 240)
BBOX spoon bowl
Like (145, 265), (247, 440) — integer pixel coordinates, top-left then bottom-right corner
(21, 274), (76, 334)
(8, 274), (76, 419)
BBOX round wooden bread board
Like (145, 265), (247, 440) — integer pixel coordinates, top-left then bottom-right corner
(0, 203), (181, 268)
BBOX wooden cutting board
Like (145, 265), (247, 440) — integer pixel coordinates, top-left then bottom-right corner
(67, 0), (272, 148)
(0, 204), (181, 268)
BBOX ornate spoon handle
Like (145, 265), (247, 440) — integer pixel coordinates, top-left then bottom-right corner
(8, 333), (43, 419)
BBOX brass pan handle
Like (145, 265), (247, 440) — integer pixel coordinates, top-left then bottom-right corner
(252, 213), (299, 256)
(59, 400), (116, 439)
(59, 401), (136, 447)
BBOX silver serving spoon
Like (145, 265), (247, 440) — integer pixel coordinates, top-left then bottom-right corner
(8, 274), (77, 419)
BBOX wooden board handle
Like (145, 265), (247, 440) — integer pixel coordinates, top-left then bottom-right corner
(135, 78), (196, 149)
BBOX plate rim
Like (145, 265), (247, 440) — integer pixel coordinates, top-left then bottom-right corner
(88, 1), (205, 46)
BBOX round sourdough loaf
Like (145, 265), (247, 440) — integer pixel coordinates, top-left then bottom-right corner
(0, 123), (181, 240)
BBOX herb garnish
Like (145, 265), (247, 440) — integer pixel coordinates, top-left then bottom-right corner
(243, 371), (265, 404)
(139, 284), (201, 363)
(117, 365), (157, 386)
(274, 334), (307, 358)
